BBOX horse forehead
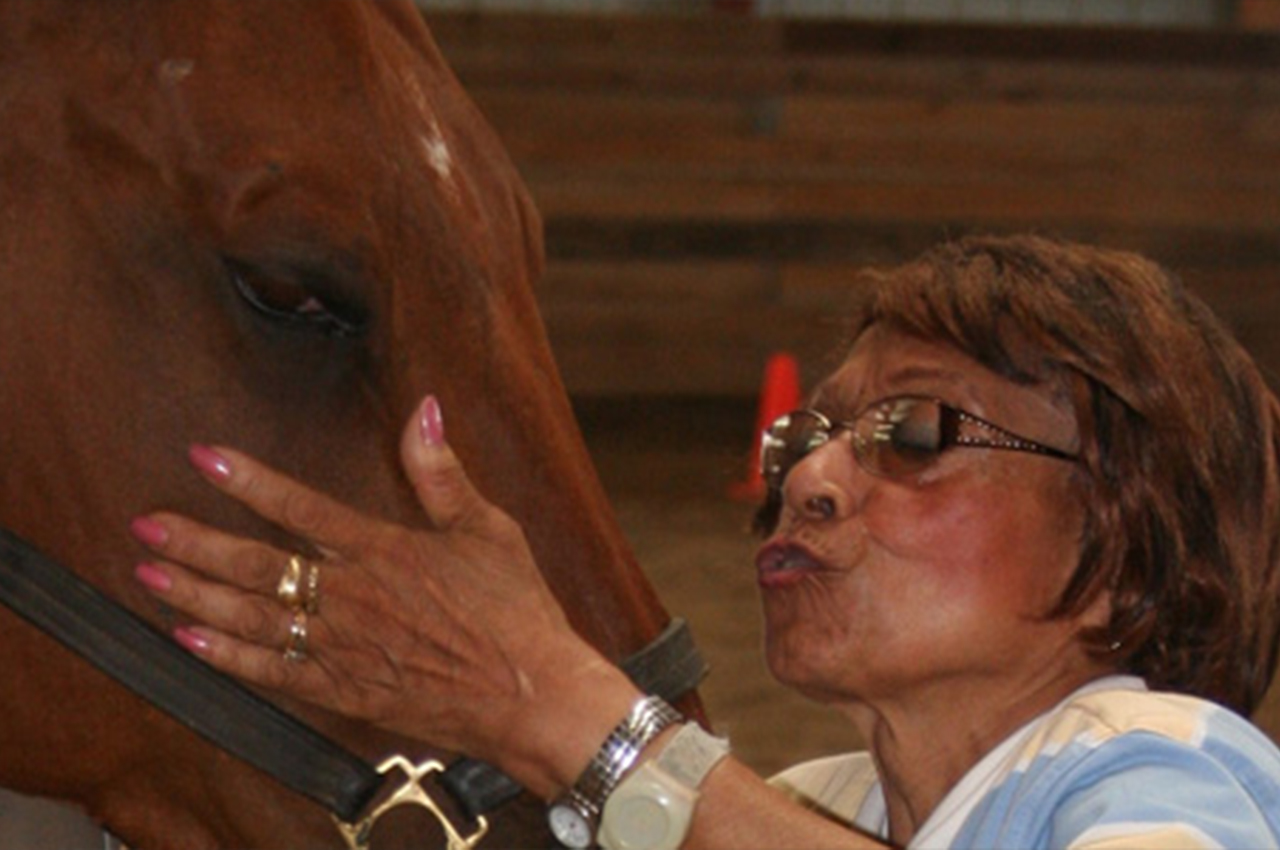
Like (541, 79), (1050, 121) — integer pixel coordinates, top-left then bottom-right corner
(181, 4), (467, 193)
(34, 2), (459, 263)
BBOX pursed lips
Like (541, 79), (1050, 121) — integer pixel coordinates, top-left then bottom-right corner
(755, 540), (831, 588)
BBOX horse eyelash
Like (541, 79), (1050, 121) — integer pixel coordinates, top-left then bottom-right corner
(226, 259), (367, 338)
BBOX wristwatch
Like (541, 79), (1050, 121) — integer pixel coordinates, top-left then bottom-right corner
(599, 723), (730, 850)
(547, 696), (683, 848)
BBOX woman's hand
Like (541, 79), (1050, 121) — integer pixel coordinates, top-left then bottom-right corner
(129, 396), (635, 793)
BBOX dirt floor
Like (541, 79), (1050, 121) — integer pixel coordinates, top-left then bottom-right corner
(576, 397), (861, 777)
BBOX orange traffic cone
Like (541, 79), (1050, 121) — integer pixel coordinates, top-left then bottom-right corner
(729, 352), (801, 501)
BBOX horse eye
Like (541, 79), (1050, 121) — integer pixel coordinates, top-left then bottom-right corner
(226, 259), (366, 338)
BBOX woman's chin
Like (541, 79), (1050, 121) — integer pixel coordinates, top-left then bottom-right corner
(763, 624), (824, 689)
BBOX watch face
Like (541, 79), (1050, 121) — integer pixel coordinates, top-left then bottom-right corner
(548, 803), (594, 849)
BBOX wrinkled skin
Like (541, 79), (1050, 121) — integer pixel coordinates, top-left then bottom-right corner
(0, 2), (692, 846)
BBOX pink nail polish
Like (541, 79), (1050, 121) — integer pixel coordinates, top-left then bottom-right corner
(420, 395), (445, 447)
(189, 444), (232, 481)
(134, 563), (172, 593)
(174, 627), (211, 654)
(130, 516), (170, 548)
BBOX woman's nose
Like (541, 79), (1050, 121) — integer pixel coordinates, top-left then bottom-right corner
(781, 439), (856, 524)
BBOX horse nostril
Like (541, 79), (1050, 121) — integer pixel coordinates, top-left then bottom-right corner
(803, 495), (836, 520)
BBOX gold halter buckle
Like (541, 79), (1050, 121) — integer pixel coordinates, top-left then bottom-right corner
(333, 756), (490, 850)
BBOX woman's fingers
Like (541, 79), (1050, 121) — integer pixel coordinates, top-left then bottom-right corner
(401, 395), (495, 532)
(131, 509), (336, 657)
(136, 558), (295, 648)
(137, 546), (401, 720)
(131, 513), (291, 595)
(187, 443), (383, 555)
(171, 625), (336, 704)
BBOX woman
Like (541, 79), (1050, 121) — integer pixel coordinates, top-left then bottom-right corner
(131, 235), (1280, 848)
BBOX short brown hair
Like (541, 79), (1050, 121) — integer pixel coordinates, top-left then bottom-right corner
(765, 234), (1280, 715)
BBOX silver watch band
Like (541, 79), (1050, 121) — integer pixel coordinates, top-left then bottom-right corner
(565, 695), (683, 821)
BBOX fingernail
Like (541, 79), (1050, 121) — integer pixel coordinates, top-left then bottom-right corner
(189, 444), (232, 481)
(174, 626), (211, 654)
(419, 395), (445, 447)
(130, 516), (170, 548)
(134, 563), (172, 593)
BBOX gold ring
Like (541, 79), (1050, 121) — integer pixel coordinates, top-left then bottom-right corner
(277, 554), (306, 611)
(303, 560), (321, 616)
(283, 610), (309, 663)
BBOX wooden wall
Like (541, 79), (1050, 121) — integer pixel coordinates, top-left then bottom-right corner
(426, 12), (1280, 398)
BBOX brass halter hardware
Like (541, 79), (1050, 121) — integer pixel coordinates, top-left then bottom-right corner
(334, 756), (490, 850)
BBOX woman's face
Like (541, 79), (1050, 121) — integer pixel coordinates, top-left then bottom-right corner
(758, 324), (1096, 710)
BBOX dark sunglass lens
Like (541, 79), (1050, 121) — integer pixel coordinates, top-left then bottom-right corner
(761, 411), (829, 489)
(860, 398), (944, 476)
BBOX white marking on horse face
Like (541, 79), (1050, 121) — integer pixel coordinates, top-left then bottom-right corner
(419, 117), (454, 185)
(159, 58), (195, 84)
(399, 69), (460, 204)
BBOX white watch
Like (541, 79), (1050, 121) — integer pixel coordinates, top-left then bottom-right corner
(598, 723), (730, 850)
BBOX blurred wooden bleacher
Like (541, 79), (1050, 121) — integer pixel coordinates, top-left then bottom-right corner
(426, 12), (1280, 397)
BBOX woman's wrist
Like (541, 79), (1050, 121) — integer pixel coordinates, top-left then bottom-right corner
(490, 636), (645, 799)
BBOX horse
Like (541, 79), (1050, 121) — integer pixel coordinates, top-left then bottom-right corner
(0, 1), (700, 847)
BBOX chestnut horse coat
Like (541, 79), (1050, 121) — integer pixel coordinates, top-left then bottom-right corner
(0, 2), (691, 846)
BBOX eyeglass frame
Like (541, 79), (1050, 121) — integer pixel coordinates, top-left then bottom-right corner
(760, 395), (1080, 490)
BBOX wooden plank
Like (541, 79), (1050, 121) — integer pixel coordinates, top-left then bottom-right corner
(429, 12), (1280, 100)
(465, 88), (1280, 182)
(538, 258), (853, 396)
(419, 10), (1280, 396)
(537, 257), (1280, 396)
(519, 172), (1280, 230)
(426, 12), (1280, 68)
(543, 305), (831, 396)
(444, 49), (1280, 107)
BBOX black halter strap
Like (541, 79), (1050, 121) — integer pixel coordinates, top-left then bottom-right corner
(0, 525), (708, 825)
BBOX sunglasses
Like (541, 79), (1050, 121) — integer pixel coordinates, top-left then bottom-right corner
(760, 395), (1078, 489)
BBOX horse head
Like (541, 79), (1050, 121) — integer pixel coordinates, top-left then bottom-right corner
(0, 2), (694, 846)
